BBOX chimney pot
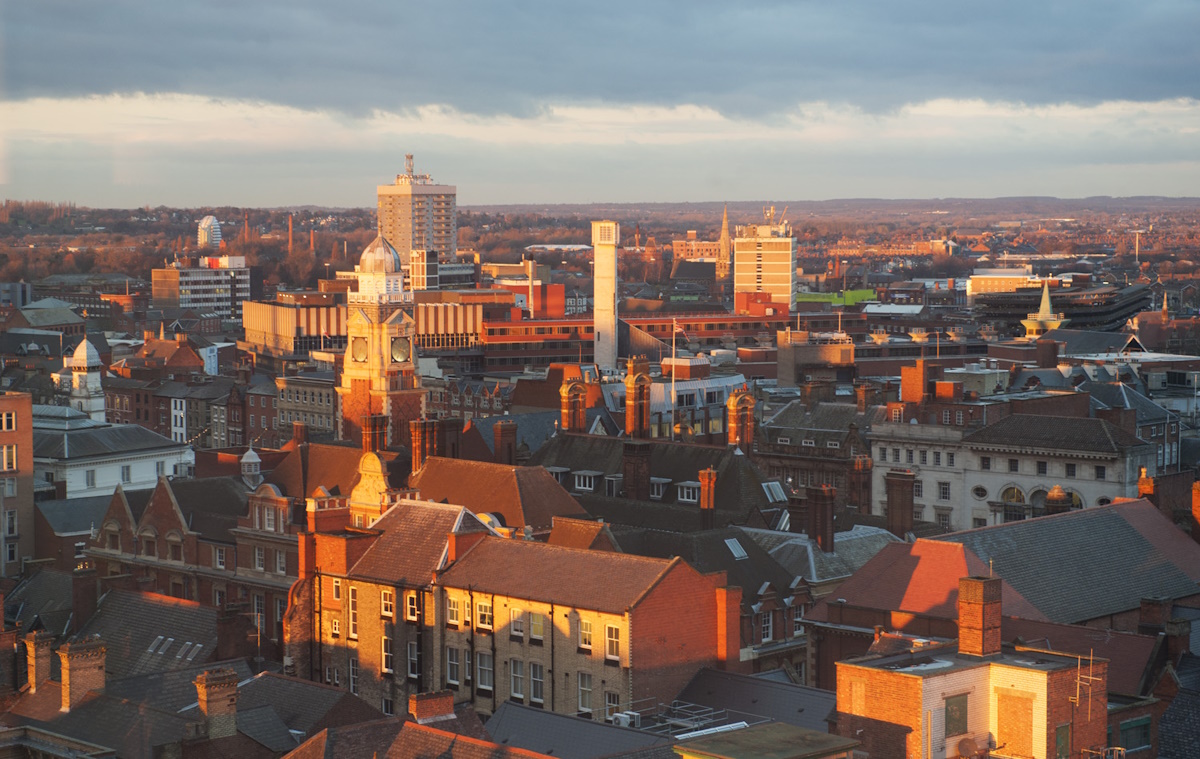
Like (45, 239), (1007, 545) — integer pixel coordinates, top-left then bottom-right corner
(957, 576), (1002, 658)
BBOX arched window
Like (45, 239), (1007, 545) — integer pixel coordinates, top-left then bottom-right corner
(1000, 486), (1025, 504)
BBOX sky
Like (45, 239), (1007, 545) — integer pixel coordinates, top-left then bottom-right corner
(2, 1), (1200, 208)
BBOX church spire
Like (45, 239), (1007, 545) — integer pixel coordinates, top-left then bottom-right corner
(717, 204), (731, 274)
(1037, 280), (1054, 319)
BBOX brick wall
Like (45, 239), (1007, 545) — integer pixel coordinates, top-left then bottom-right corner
(835, 665), (923, 759)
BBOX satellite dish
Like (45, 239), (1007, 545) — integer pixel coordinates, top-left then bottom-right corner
(957, 737), (979, 758)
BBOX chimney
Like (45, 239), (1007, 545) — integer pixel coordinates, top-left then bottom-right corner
(1138, 596), (1172, 635)
(1136, 466), (1157, 506)
(786, 491), (806, 535)
(714, 585), (743, 670)
(1098, 407), (1139, 438)
(1192, 482), (1200, 546)
(439, 418), (462, 459)
(1035, 337), (1059, 369)
(957, 576), (1002, 658)
(291, 421), (309, 446)
(560, 380), (586, 434)
(900, 359), (929, 404)
(410, 690), (455, 724)
(1166, 618), (1192, 663)
(409, 419), (441, 473)
(807, 484), (836, 554)
(59, 638), (107, 712)
(195, 668), (240, 739)
(71, 568), (99, 634)
(624, 358), (651, 439)
(24, 632), (54, 693)
(493, 419), (517, 465)
(855, 382), (878, 413)
(698, 467), (717, 530)
(362, 414), (387, 453)
(884, 469), (915, 539)
(622, 440), (652, 501)
(726, 389), (755, 452)
(446, 531), (487, 564)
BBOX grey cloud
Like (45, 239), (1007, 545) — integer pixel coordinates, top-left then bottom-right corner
(4, 0), (1198, 117)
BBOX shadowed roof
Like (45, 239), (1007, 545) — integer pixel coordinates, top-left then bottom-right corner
(349, 500), (489, 585)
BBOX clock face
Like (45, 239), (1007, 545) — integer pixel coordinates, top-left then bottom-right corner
(391, 337), (411, 363)
(351, 337), (368, 362)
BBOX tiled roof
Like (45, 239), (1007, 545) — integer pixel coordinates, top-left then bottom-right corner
(962, 414), (1148, 454)
(805, 540), (1045, 623)
(284, 718), (404, 759)
(410, 457), (586, 532)
(763, 401), (885, 445)
(740, 524), (901, 585)
(937, 499), (1200, 624)
(385, 722), (553, 759)
(267, 442), (406, 499)
(73, 589), (218, 678)
(547, 516), (620, 552)
(349, 501), (489, 585)
(485, 701), (670, 759)
(438, 537), (678, 614)
(675, 668), (836, 732)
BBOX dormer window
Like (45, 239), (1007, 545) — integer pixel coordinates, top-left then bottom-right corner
(802, 439), (815, 447)
(573, 471), (602, 493)
(649, 477), (671, 501)
(677, 482), (701, 504)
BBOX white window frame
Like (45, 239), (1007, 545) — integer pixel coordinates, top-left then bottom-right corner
(275, 548), (287, 574)
(530, 612), (544, 640)
(407, 641), (420, 679)
(677, 483), (700, 503)
(405, 591), (418, 621)
(331, 618), (340, 637)
(214, 546), (226, 570)
(332, 578), (341, 600)
(381, 589), (394, 618)
(605, 625), (620, 661)
(510, 658), (525, 698)
(530, 662), (544, 703)
(477, 599), (493, 630)
(511, 608), (524, 637)
(477, 651), (494, 691)
(382, 631), (394, 674)
(446, 597), (461, 625)
(759, 611), (773, 643)
(348, 586), (358, 639)
(254, 546), (265, 571)
(578, 671), (593, 713)
(349, 656), (358, 694)
(579, 618), (593, 649)
(446, 647), (460, 685)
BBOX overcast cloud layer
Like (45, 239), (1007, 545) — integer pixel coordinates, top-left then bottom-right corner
(3, 1), (1199, 206)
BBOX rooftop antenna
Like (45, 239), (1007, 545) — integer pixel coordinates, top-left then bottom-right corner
(405, 154), (414, 177)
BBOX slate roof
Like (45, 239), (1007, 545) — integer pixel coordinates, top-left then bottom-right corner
(18, 306), (83, 327)
(73, 589), (218, 678)
(409, 457), (587, 532)
(936, 499), (1200, 624)
(805, 539), (1046, 623)
(962, 414), (1149, 455)
(1080, 381), (1176, 425)
(155, 477), (250, 543)
(675, 668), (836, 733)
(349, 501), (489, 585)
(763, 401), (885, 448)
(1041, 328), (1142, 356)
(32, 420), (190, 460)
(610, 526), (793, 612)
(104, 659), (255, 713)
(465, 407), (619, 459)
(485, 701), (671, 759)
(438, 536), (678, 614)
(267, 441), (406, 499)
(5, 568), (74, 637)
(1160, 654), (1200, 759)
(740, 524), (901, 586)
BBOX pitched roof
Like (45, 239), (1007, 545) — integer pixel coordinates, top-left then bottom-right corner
(962, 414), (1148, 454)
(32, 421), (190, 460)
(485, 701), (670, 759)
(105, 658), (255, 713)
(805, 539), (1045, 623)
(410, 457), (586, 532)
(267, 442), (406, 498)
(936, 499), (1200, 623)
(547, 516), (621, 552)
(763, 401), (885, 447)
(1000, 617), (1159, 697)
(349, 501), (489, 585)
(464, 408), (618, 459)
(740, 524), (901, 585)
(385, 722), (554, 759)
(437, 537), (680, 614)
(73, 589), (218, 678)
(284, 718), (404, 759)
(675, 668), (836, 732)
(1080, 381), (1176, 425)
(5, 568), (74, 637)
(1042, 328), (1141, 356)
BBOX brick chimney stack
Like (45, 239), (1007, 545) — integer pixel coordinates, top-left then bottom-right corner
(957, 576), (1002, 658)
(622, 440), (652, 501)
(362, 414), (387, 453)
(409, 419), (441, 473)
(884, 469), (916, 539)
(855, 382), (878, 413)
(196, 668), (240, 739)
(291, 420), (309, 446)
(24, 632), (54, 693)
(1192, 481), (1200, 546)
(624, 357), (652, 439)
(494, 419), (517, 465)
(1035, 337), (1059, 369)
(59, 638), (107, 712)
(807, 484), (836, 554)
(409, 690), (456, 724)
(786, 491), (806, 535)
(698, 467), (717, 531)
(560, 381), (587, 433)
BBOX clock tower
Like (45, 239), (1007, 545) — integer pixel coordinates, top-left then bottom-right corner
(336, 235), (425, 451)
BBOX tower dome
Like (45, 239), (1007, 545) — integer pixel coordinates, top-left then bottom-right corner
(359, 235), (402, 274)
(71, 338), (102, 370)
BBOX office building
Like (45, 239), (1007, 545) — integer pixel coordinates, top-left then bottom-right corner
(151, 255), (257, 321)
(592, 220), (619, 372)
(377, 154), (457, 259)
(733, 207), (795, 306)
(197, 215), (222, 248)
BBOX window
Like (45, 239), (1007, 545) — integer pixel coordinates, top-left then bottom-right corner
(3, 511), (15, 537)
(933, 451), (942, 466)
(0, 412), (14, 431)
(1055, 724), (1071, 759)
(408, 641), (420, 679)
(973, 517), (988, 528)
(1118, 716), (1150, 751)
(1008, 458), (1019, 473)
(1066, 463), (1077, 478)
(477, 600), (493, 630)
(381, 590), (394, 618)
(1037, 460), (1048, 476)
(349, 586), (358, 639)
(578, 672), (593, 713)
(510, 658), (525, 698)
(649, 480), (667, 500)
(511, 608), (524, 637)
(349, 656), (359, 694)
(972, 485), (988, 500)
(214, 587), (226, 607)
(446, 647), (460, 685)
(937, 511), (952, 531)
(254, 546), (265, 570)
(605, 691), (621, 720)
(382, 697), (394, 716)
(605, 625), (620, 660)
(905, 449), (914, 464)
(1, 478), (13, 498)
(530, 613), (545, 640)
(381, 631), (394, 674)
(913, 480), (924, 499)
(980, 456), (991, 471)
(945, 694), (968, 737)
(938, 482), (951, 501)
(579, 619), (593, 649)
(447, 597), (461, 625)
(792, 605), (805, 635)
(891, 408), (902, 422)
(5, 543), (14, 563)
(942, 410), (951, 424)
(264, 506), (275, 531)
(331, 618), (341, 636)
(1095, 465), (1106, 480)
(275, 549), (287, 574)
(120, 465), (131, 483)
(757, 611), (773, 643)
(530, 662), (544, 703)
(878, 446), (886, 461)
(0, 446), (15, 472)
(86, 469), (96, 488)
(891, 448), (900, 462)
(677, 484), (699, 503)
(477, 652), (494, 691)
(156, 461), (165, 476)
(574, 473), (595, 492)
(946, 453), (955, 467)
(919, 450), (928, 465)
(332, 578), (341, 600)
(955, 411), (964, 425)
(406, 592), (419, 621)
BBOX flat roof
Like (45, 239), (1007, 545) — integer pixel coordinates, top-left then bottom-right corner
(675, 723), (859, 759)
